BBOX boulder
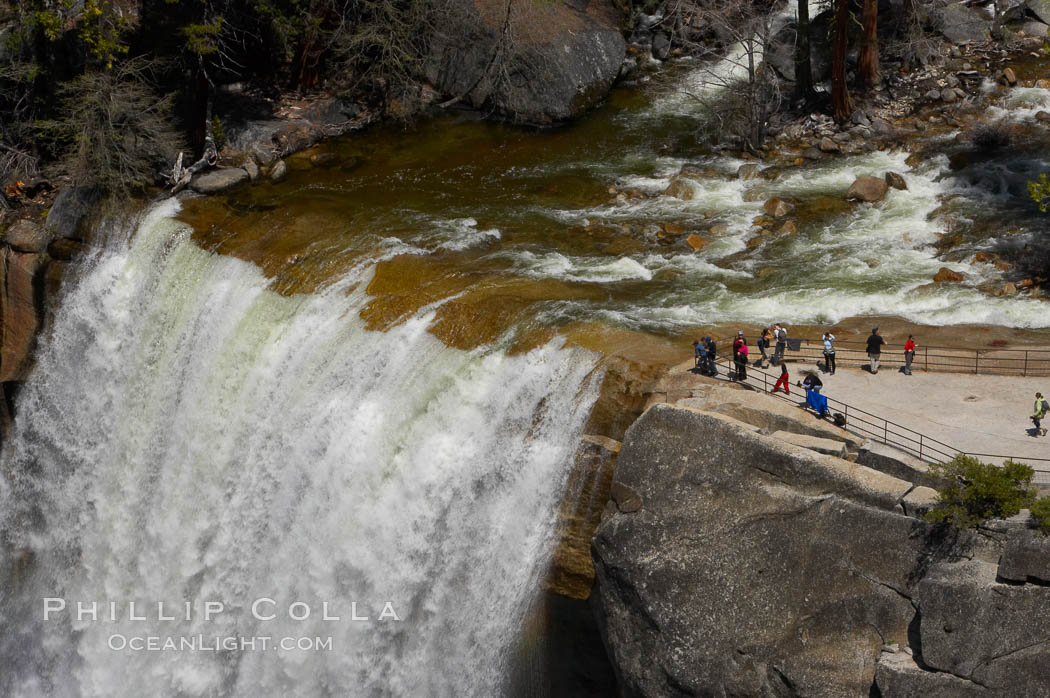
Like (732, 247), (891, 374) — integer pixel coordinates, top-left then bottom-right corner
(310, 152), (338, 168)
(270, 159), (288, 183)
(819, 137), (840, 153)
(800, 146), (823, 160)
(592, 404), (977, 697)
(44, 186), (99, 241)
(1037, 110), (1050, 122)
(1020, 19), (1050, 37)
(425, 0), (625, 124)
(941, 87), (958, 103)
(662, 177), (695, 200)
(846, 176), (889, 203)
(1027, 0), (1050, 27)
(1003, 67), (1018, 85)
(46, 238), (88, 262)
(685, 234), (708, 251)
(778, 220), (798, 234)
(997, 527), (1050, 583)
(931, 2), (991, 43)
(763, 197), (795, 217)
(4, 220), (53, 254)
(189, 168), (250, 194)
(1001, 281), (1018, 295)
(934, 267), (966, 283)
(736, 163), (760, 180)
(918, 560), (1050, 693)
(242, 156), (260, 183)
(707, 223), (729, 235)
(885, 171), (908, 190)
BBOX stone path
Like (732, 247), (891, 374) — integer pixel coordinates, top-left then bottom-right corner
(741, 354), (1050, 481)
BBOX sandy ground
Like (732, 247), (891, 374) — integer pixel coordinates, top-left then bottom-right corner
(742, 353), (1050, 482)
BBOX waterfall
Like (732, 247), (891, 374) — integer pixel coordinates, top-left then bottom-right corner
(0, 200), (601, 697)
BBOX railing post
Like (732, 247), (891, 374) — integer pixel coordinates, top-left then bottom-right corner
(975, 352), (979, 375)
(883, 420), (888, 445)
(1024, 351), (1029, 377)
(924, 346), (928, 372)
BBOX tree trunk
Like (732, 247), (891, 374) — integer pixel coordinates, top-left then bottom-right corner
(858, 0), (881, 89)
(795, 0), (814, 98)
(831, 0), (854, 121)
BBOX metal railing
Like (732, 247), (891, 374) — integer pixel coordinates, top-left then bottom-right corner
(761, 337), (1050, 377)
(705, 356), (1050, 481)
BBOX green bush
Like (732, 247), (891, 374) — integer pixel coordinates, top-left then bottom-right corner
(924, 455), (1037, 528)
(1031, 497), (1050, 534)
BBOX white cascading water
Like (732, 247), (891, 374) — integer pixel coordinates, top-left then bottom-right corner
(0, 201), (601, 697)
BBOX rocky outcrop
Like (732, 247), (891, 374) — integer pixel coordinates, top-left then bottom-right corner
(591, 403), (982, 697)
(997, 527), (1050, 583)
(425, 0), (625, 125)
(916, 559), (1050, 693)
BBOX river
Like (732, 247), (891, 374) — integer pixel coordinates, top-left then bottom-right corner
(2, 44), (1050, 697)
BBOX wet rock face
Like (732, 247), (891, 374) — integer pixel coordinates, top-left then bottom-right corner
(590, 404), (978, 697)
(425, 0), (625, 125)
(846, 176), (889, 203)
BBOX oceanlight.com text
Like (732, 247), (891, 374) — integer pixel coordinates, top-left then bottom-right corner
(107, 634), (334, 652)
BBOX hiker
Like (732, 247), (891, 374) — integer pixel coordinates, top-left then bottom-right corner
(822, 332), (836, 375)
(757, 327), (773, 368)
(704, 336), (717, 376)
(735, 337), (749, 381)
(866, 327), (885, 374)
(732, 331), (745, 362)
(693, 339), (704, 369)
(903, 335), (916, 376)
(772, 324), (788, 365)
(1033, 392), (1049, 436)
(772, 362), (790, 394)
(798, 371), (823, 393)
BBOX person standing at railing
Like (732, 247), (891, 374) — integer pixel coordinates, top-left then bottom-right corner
(733, 332), (749, 381)
(822, 332), (836, 375)
(772, 362), (790, 394)
(866, 327), (885, 374)
(1033, 392), (1049, 437)
(903, 335), (916, 376)
(772, 324), (788, 365)
(704, 336), (717, 376)
(756, 327), (773, 368)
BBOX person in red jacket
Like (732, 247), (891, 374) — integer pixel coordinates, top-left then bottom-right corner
(903, 335), (916, 375)
(772, 362), (790, 394)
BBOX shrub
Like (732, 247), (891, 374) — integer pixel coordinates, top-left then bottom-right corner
(33, 58), (181, 197)
(924, 455), (1037, 528)
(1031, 497), (1050, 534)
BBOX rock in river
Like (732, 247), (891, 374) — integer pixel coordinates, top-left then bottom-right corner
(189, 168), (250, 195)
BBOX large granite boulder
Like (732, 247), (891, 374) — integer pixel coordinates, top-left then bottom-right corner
(425, 0), (625, 125)
(591, 404), (978, 697)
(931, 2), (991, 43)
(997, 527), (1050, 583)
(917, 560), (1050, 693)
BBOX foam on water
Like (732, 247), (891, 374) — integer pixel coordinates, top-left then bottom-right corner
(0, 202), (601, 697)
